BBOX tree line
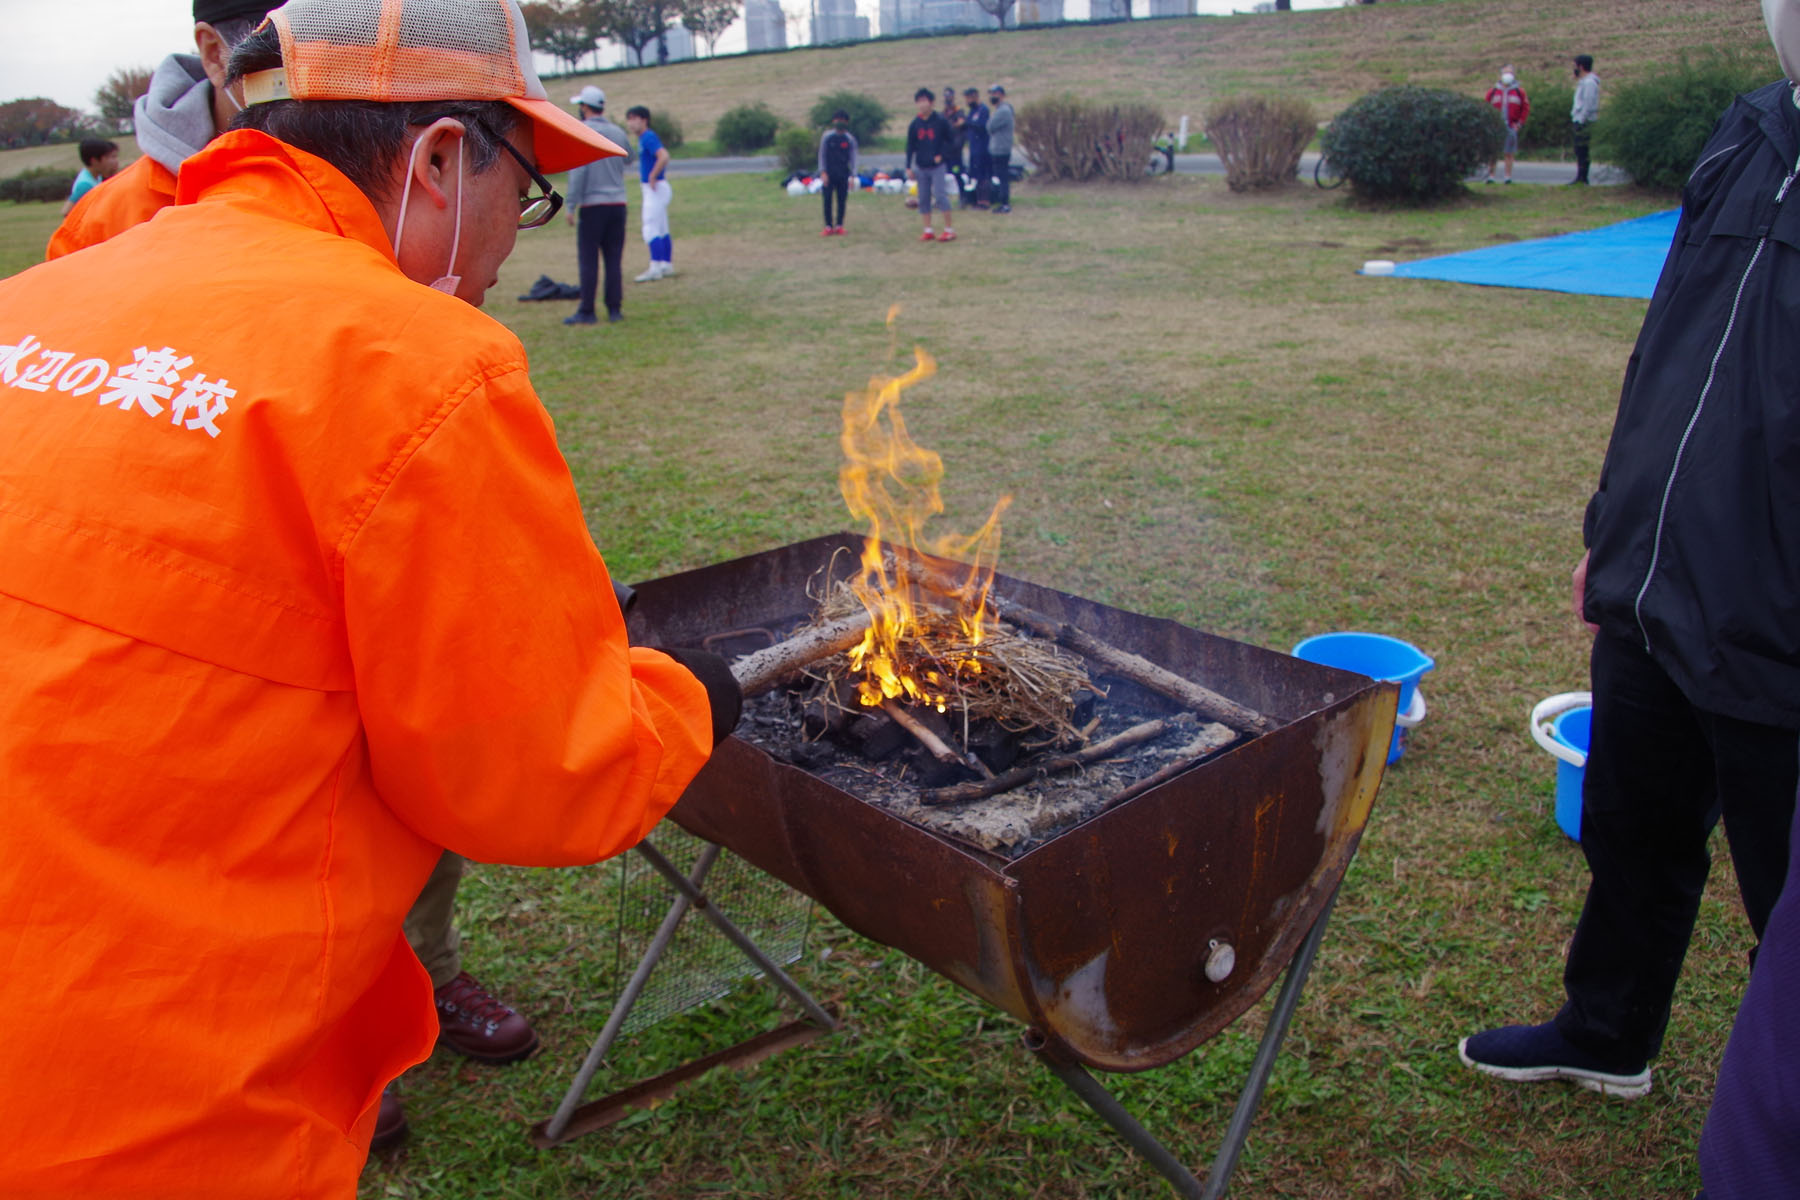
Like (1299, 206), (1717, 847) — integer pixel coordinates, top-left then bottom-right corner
(522, 0), (742, 70)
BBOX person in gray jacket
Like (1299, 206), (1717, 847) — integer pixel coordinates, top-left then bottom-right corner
(1569, 54), (1600, 185)
(986, 84), (1015, 213)
(564, 85), (634, 325)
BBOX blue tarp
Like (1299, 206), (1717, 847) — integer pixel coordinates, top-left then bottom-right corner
(1370, 209), (1680, 299)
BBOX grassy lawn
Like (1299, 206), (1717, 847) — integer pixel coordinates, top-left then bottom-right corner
(0, 5), (1768, 1194)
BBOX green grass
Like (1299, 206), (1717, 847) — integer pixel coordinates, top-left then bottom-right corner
(0, 54), (1758, 1200)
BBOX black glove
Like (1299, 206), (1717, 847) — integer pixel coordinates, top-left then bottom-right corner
(655, 646), (743, 747)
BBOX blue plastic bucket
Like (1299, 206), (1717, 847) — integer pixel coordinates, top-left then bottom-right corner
(1290, 632), (1435, 764)
(1549, 706), (1590, 842)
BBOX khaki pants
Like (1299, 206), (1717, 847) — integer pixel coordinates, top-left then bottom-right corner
(403, 851), (464, 988)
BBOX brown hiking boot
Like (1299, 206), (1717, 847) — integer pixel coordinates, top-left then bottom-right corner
(370, 1085), (408, 1152)
(433, 971), (540, 1064)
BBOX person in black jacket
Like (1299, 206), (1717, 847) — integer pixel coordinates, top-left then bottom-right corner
(1460, 73), (1800, 1101)
(905, 87), (956, 242)
(816, 109), (858, 236)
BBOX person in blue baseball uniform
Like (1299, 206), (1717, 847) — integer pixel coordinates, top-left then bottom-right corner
(626, 104), (673, 281)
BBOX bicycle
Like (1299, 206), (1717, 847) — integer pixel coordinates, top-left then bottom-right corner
(1313, 152), (1345, 190)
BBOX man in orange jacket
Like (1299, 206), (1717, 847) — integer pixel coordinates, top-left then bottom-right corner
(49, 0), (554, 1148)
(47, 0), (274, 260)
(0, 1), (739, 1194)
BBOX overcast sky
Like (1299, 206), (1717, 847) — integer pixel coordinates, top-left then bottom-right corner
(1, 0), (1344, 113)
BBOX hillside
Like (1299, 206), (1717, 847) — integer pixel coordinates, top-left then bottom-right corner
(0, 0), (1775, 181)
(554, 0), (1772, 142)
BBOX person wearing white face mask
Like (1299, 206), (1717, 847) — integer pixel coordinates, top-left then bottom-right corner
(0, 1), (741, 1191)
(1460, 0), (1800, 1131)
(1482, 66), (1530, 184)
(47, 0), (279, 259)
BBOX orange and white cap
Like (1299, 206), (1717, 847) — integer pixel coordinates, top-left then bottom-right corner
(240, 0), (623, 172)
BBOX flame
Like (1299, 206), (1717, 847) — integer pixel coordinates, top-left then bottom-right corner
(839, 309), (1012, 710)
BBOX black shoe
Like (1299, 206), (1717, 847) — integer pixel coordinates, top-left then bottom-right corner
(1458, 1022), (1651, 1098)
(563, 311), (598, 326)
(607, 311), (624, 323)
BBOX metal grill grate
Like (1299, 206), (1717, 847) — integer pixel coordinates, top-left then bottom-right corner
(607, 825), (812, 1034)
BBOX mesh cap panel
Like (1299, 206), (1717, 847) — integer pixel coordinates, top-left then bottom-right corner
(271, 0), (527, 102)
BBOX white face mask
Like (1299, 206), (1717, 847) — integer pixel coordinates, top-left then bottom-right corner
(1500, 72), (1516, 86)
(390, 127), (464, 297)
(1767, 0), (1800, 98)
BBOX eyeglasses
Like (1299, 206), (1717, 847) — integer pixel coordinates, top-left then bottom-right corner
(413, 111), (564, 230)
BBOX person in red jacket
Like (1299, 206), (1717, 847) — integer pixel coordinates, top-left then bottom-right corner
(0, 0), (738, 1194)
(1483, 65), (1531, 184)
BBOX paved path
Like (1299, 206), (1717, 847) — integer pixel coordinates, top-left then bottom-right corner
(673, 150), (1623, 187)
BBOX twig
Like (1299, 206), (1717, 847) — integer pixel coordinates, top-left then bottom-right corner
(1099, 722), (1239, 811)
(920, 715), (1191, 806)
(731, 611), (873, 697)
(881, 701), (995, 779)
(899, 558), (1274, 736)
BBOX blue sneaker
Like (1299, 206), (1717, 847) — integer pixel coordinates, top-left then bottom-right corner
(563, 311), (598, 326)
(1458, 1022), (1651, 1099)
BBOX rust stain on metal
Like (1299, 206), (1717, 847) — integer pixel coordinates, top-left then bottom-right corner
(628, 534), (1392, 1073)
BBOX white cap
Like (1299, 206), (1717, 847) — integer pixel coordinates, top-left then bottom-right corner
(571, 84), (606, 109)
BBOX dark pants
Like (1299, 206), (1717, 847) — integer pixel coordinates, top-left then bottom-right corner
(821, 175), (849, 227)
(1572, 121), (1592, 182)
(993, 151), (1012, 208)
(576, 202), (626, 318)
(968, 149), (991, 205)
(1553, 632), (1798, 1066)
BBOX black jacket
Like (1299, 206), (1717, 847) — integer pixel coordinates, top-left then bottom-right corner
(905, 112), (953, 170)
(1583, 79), (1800, 728)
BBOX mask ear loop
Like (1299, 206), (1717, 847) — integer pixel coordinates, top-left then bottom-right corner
(390, 122), (465, 295)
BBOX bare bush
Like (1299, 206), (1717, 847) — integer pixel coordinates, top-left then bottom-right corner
(1017, 96), (1166, 183)
(1205, 95), (1316, 191)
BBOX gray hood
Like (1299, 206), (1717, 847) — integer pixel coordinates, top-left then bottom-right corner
(135, 53), (217, 175)
(1768, 0), (1800, 98)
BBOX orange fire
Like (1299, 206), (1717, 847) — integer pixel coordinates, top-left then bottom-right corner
(839, 308), (1012, 711)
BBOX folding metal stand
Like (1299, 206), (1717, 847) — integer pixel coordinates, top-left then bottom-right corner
(1026, 884), (1342, 1199)
(531, 838), (841, 1148)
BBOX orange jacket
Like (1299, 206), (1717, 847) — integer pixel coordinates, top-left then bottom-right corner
(45, 152), (180, 260)
(0, 130), (714, 1197)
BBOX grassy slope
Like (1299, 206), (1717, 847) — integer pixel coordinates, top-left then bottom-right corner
(537, 0), (1770, 142)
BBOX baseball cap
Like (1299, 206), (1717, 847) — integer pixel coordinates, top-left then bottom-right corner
(571, 85), (606, 108)
(194, 0), (281, 22)
(240, 0), (622, 172)
(988, 83), (1006, 95)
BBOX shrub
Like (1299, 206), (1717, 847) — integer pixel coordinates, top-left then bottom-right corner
(1016, 95), (1165, 183)
(1515, 78), (1573, 158)
(777, 125), (817, 176)
(0, 165), (76, 203)
(1320, 85), (1505, 204)
(1205, 95), (1316, 191)
(654, 111), (684, 151)
(808, 90), (890, 143)
(714, 102), (782, 154)
(1596, 51), (1778, 190)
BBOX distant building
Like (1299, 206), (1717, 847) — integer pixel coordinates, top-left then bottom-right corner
(1089, 0), (1130, 17)
(813, 0), (870, 43)
(1016, 0), (1062, 22)
(1146, 0), (1193, 14)
(744, 0), (788, 49)
(880, 0), (997, 35)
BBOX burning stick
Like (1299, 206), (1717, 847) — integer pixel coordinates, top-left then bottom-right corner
(731, 612), (873, 697)
(900, 560), (1275, 736)
(920, 715), (1192, 806)
(880, 700), (996, 779)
